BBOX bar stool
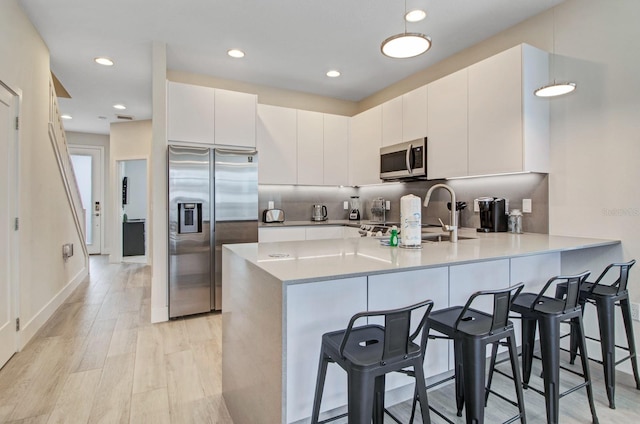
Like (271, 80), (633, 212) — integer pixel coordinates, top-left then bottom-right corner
(488, 271), (599, 424)
(425, 283), (526, 424)
(563, 260), (640, 409)
(310, 299), (434, 424)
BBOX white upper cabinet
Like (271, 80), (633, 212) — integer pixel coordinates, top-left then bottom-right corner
(323, 114), (349, 186)
(349, 106), (382, 186)
(381, 86), (428, 147)
(167, 82), (257, 148)
(297, 110), (324, 185)
(402, 85), (428, 142)
(427, 69), (468, 180)
(167, 81), (215, 144)
(257, 104), (297, 184)
(468, 44), (549, 176)
(214, 88), (257, 148)
(382, 97), (403, 147)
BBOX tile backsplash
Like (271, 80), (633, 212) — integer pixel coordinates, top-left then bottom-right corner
(259, 173), (549, 234)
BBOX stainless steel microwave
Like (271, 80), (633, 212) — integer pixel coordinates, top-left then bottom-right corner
(380, 138), (427, 180)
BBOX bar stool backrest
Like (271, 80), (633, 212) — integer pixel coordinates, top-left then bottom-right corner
(339, 299), (434, 364)
(454, 283), (525, 333)
(588, 259), (636, 296)
(535, 271), (590, 313)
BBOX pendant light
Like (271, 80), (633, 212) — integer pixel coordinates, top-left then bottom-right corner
(381, 0), (431, 59)
(535, 7), (576, 97)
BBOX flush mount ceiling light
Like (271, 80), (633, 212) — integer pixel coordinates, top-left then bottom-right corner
(381, 0), (431, 59)
(94, 57), (114, 66)
(227, 49), (245, 58)
(326, 70), (341, 78)
(61, 114), (72, 120)
(113, 104), (126, 110)
(405, 9), (427, 23)
(535, 8), (576, 98)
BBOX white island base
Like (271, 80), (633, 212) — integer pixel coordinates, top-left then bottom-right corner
(221, 232), (621, 424)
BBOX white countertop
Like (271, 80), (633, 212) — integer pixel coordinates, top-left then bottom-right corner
(224, 229), (619, 285)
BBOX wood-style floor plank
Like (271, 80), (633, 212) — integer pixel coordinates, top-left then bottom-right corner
(130, 388), (171, 424)
(46, 369), (102, 424)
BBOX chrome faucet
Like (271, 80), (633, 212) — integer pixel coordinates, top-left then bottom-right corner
(424, 183), (458, 243)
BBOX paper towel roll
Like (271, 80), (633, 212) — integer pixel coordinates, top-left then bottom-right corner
(400, 194), (422, 247)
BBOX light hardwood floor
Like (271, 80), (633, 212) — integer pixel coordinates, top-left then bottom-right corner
(0, 256), (232, 424)
(1, 256), (639, 423)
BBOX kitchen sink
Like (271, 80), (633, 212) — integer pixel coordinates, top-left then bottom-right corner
(421, 234), (477, 243)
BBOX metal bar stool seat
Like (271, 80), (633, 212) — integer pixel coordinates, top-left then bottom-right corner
(488, 271), (599, 424)
(310, 299), (434, 424)
(425, 283), (526, 424)
(563, 260), (640, 409)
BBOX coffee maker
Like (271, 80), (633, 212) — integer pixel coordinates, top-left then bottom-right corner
(477, 197), (508, 232)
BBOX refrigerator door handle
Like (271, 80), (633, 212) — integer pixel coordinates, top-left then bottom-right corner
(215, 148), (258, 155)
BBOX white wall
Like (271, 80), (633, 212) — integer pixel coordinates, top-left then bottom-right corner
(0, 0), (87, 347)
(67, 131), (111, 253)
(109, 120), (152, 264)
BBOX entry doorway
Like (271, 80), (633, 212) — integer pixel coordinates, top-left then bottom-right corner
(70, 146), (104, 255)
(0, 81), (19, 369)
(118, 159), (148, 264)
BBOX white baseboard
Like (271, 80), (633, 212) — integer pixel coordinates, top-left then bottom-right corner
(151, 306), (168, 323)
(19, 265), (89, 349)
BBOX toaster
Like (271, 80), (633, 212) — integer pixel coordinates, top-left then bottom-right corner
(262, 209), (285, 223)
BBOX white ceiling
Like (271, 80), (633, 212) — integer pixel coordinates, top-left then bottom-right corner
(18, 0), (562, 135)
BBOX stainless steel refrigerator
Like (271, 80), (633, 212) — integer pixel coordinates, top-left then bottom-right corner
(168, 145), (258, 318)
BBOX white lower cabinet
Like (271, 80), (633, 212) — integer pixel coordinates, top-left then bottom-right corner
(258, 227), (305, 242)
(305, 226), (345, 240)
(342, 226), (362, 238)
(448, 259), (510, 367)
(368, 267), (450, 391)
(259, 225), (362, 242)
(510, 253), (561, 345)
(286, 277), (368, 423)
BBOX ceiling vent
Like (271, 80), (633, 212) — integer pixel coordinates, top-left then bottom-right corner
(116, 114), (134, 120)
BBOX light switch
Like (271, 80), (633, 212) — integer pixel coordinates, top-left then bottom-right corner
(385, 200), (391, 210)
(268, 201), (274, 209)
(473, 199), (479, 212)
(522, 199), (532, 213)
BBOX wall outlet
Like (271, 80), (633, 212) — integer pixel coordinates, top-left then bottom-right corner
(385, 200), (391, 210)
(62, 243), (74, 261)
(268, 201), (274, 209)
(522, 198), (532, 213)
(632, 303), (640, 322)
(473, 199), (479, 212)
(343, 201), (349, 210)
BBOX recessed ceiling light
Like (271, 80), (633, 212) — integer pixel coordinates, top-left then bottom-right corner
(326, 70), (341, 78)
(113, 104), (126, 110)
(227, 49), (245, 58)
(405, 9), (427, 23)
(94, 57), (114, 66)
(61, 114), (72, 120)
(98, 116), (107, 120)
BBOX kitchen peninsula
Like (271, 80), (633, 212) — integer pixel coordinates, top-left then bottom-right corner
(221, 230), (621, 424)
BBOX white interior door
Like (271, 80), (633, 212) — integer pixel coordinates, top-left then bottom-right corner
(70, 147), (103, 255)
(0, 83), (18, 368)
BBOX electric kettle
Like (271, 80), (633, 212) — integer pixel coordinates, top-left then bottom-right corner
(312, 204), (328, 221)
